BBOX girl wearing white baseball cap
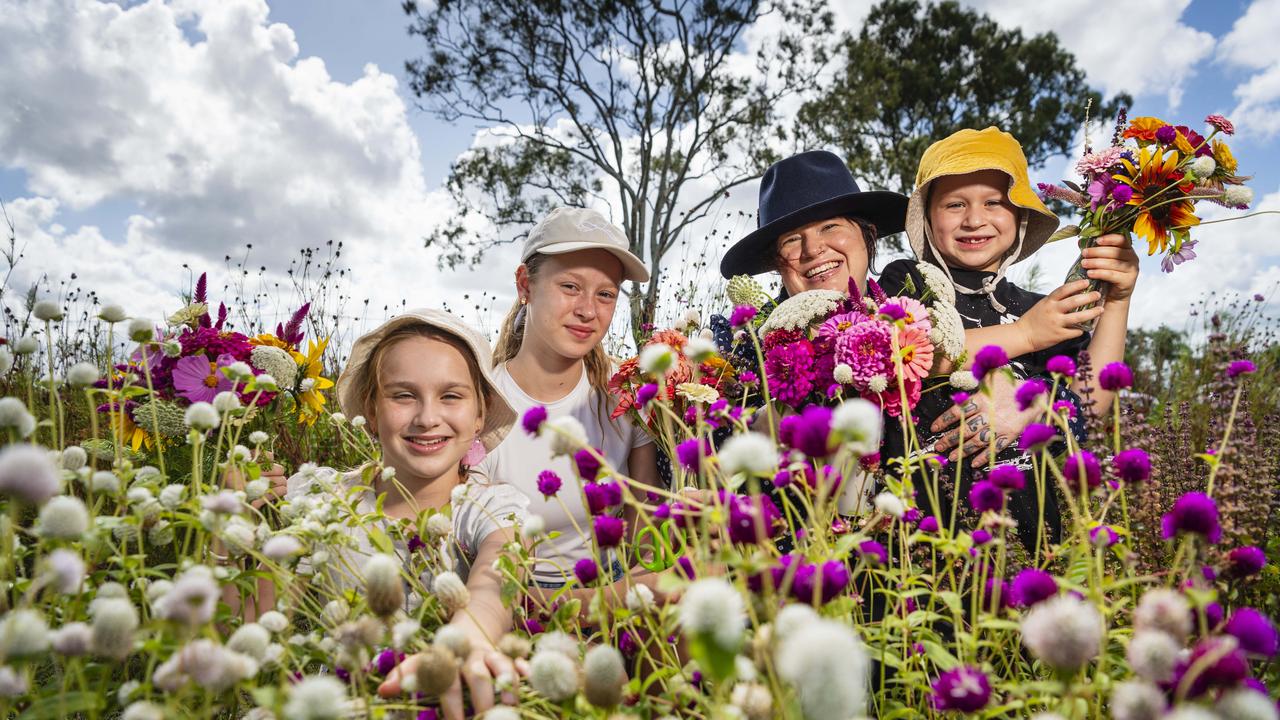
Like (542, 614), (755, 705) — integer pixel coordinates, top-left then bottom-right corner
(479, 206), (668, 606)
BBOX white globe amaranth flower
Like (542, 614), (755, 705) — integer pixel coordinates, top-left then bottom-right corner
(37, 495), (90, 539)
(1133, 588), (1192, 641)
(329, 412), (347, 425)
(50, 621), (93, 656)
(251, 373), (279, 392)
(432, 623), (472, 661)
(249, 430), (270, 445)
(67, 362), (100, 387)
(1020, 595), (1103, 671)
(1164, 708), (1220, 720)
(684, 336), (716, 363)
(33, 299), (64, 321)
(1109, 680), (1166, 720)
(679, 578), (746, 651)
(258, 611), (289, 634)
(521, 513), (546, 539)
(203, 489), (243, 515)
(61, 445), (88, 471)
(832, 363), (854, 384)
(220, 517), (258, 556)
(322, 599), (350, 627)
(127, 318), (155, 343)
(263, 535), (304, 562)
(583, 644), (627, 708)
(91, 470), (121, 494)
(775, 617), (869, 720)
(97, 304), (128, 323)
(0, 444), (60, 505)
(541, 415), (587, 457)
(228, 623), (272, 661)
(154, 566), (219, 626)
(627, 583), (655, 611)
(867, 374), (889, 393)
(43, 548), (86, 593)
(537, 631), (580, 660)
(225, 361), (254, 382)
(184, 401), (220, 430)
(392, 619), (420, 649)
(1215, 688), (1280, 720)
(0, 397), (36, 438)
(244, 478), (269, 501)
(760, 289), (846, 333)
(121, 701), (166, 720)
(638, 343), (675, 375)
(0, 608), (51, 659)
(433, 571), (470, 613)
(228, 444), (252, 463)
(949, 369), (979, 390)
(425, 512), (452, 539)
(1126, 630), (1181, 683)
(529, 649), (580, 701)
(1224, 185), (1254, 207)
(1190, 155), (1216, 178)
(731, 682), (773, 720)
(364, 554), (405, 618)
(148, 521), (175, 546)
(380, 465), (397, 482)
(832, 398), (882, 455)
(873, 492), (906, 519)
(213, 391), (242, 414)
(717, 432), (776, 476)
(350, 415), (367, 428)
(159, 484), (186, 510)
(0, 666), (27, 697)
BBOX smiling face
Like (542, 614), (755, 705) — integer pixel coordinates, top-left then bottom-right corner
(369, 335), (485, 488)
(926, 170), (1020, 272)
(774, 217), (871, 296)
(517, 249), (624, 363)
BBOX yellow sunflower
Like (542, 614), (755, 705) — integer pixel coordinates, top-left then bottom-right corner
(1115, 146), (1200, 256)
(249, 333), (306, 363)
(108, 407), (156, 452)
(297, 337), (336, 424)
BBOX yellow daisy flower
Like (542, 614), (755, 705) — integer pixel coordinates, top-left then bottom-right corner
(297, 337), (335, 424)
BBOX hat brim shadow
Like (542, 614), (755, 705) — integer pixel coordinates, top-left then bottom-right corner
(720, 191), (909, 278)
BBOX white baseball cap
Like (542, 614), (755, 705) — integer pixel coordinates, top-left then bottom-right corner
(521, 207), (650, 283)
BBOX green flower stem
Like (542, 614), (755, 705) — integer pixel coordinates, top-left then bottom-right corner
(138, 346), (167, 479)
(1205, 381), (1243, 497)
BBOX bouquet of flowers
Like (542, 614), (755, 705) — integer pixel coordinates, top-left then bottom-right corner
(100, 272), (333, 452)
(608, 325), (741, 426)
(755, 279), (944, 417)
(1039, 111), (1253, 281)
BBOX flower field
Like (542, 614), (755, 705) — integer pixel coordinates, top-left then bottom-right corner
(0, 272), (1277, 720)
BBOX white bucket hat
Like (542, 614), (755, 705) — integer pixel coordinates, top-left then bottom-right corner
(336, 308), (516, 452)
(522, 207), (650, 282)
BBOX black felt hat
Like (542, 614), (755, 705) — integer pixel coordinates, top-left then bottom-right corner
(720, 150), (908, 278)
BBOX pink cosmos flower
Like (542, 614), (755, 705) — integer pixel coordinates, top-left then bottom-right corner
(171, 353), (236, 403)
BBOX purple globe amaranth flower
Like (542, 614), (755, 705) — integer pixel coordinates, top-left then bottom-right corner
(1011, 568), (1058, 608)
(573, 557), (600, 585)
(879, 302), (907, 321)
(1019, 423), (1059, 452)
(373, 648), (401, 676)
(674, 556), (697, 580)
(636, 383), (659, 407)
(583, 482), (622, 515)
(1205, 601), (1225, 629)
(593, 515), (626, 548)
(972, 529), (992, 545)
(536, 470), (563, 498)
(1226, 546), (1267, 578)
(675, 437), (710, 472)
(1064, 450), (1102, 489)
(1228, 359), (1257, 378)
(573, 449), (602, 482)
(790, 405), (835, 458)
(1155, 124), (1178, 144)
(1174, 637), (1249, 698)
(729, 305), (758, 327)
(521, 405), (548, 435)
(777, 414), (802, 448)
(1046, 355), (1077, 377)
(987, 465), (1026, 491)
(1111, 183), (1134, 204)
(1015, 378), (1049, 411)
(919, 516), (940, 533)
(1225, 607), (1278, 657)
(969, 481), (1004, 514)
(1113, 448), (1151, 483)
(1161, 491), (1222, 544)
(819, 560), (851, 603)
(618, 628), (639, 657)
(931, 665), (992, 712)
(951, 391), (970, 406)
(1090, 525), (1120, 547)
(859, 540), (888, 566)
(790, 561), (817, 603)
(724, 492), (782, 544)
(984, 577), (1010, 611)
(1098, 362), (1134, 391)
(972, 345), (1009, 383)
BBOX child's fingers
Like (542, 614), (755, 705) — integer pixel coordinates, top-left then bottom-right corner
(1058, 290), (1102, 310)
(1093, 233), (1128, 246)
(1063, 306), (1104, 326)
(1087, 268), (1136, 285)
(1082, 245), (1128, 260)
(1048, 279), (1092, 299)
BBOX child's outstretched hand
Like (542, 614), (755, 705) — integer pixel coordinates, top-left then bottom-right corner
(1081, 233), (1140, 301)
(1014, 279), (1104, 351)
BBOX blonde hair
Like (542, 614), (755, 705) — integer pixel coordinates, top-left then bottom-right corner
(493, 252), (615, 431)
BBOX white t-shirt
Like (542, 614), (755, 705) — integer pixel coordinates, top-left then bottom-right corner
(282, 466), (528, 591)
(474, 364), (653, 585)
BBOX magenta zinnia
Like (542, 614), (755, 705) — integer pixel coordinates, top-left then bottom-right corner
(764, 339), (816, 407)
(832, 320), (894, 388)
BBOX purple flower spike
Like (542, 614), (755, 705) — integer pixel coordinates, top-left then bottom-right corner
(931, 665), (991, 712)
(1226, 546), (1267, 578)
(521, 406), (548, 435)
(1228, 360), (1257, 378)
(1011, 568), (1058, 608)
(536, 470), (563, 498)
(969, 481), (1004, 514)
(1064, 450), (1102, 489)
(1014, 378), (1049, 411)
(636, 383), (659, 407)
(1113, 448), (1151, 483)
(1019, 423), (1059, 452)
(593, 515), (625, 548)
(1098, 362), (1134, 391)
(987, 465), (1025, 491)
(1161, 491), (1222, 544)
(971, 345), (1009, 383)
(573, 557), (600, 585)
(1225, 607), (1278, 657)
(1046, 355), (1077, 377)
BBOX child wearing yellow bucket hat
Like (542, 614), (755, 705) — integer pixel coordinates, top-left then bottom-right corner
(879, 127), (1140, 551)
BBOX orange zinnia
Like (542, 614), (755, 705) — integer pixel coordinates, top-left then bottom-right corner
(1122, 116), (1168, 142)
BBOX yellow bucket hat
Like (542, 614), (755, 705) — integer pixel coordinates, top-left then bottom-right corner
(905, 127), (1059, 267)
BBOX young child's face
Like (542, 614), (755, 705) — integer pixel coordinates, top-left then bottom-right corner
(927, 170), (1019, 273)
(372, 336), (484, 487)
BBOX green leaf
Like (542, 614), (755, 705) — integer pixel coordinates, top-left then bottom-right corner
(366, 525), (394, 554)
(922, 639), (958, 667)
(19, 692), (105, 719)
(1047, 224), (1081, 243)
(688, 633), (738, 684)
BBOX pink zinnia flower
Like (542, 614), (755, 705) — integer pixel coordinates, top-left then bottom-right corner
(1205, 114), (1235, 135)
(171, 353), (235, 403)
(816, 311), (865, 339)
(897, 324), (934, 383)
(833, 320), (894, 387)
(895, 296), (932, 332)
(1074, 146), (1125, 177)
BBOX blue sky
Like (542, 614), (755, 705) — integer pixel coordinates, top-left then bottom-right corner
(1, 0), (1277, 341)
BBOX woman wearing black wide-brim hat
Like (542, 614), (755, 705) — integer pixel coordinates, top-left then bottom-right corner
(720, 150), (908, 298)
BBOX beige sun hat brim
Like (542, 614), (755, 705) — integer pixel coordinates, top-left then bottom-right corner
(532, 239), (651, 283)
(336, 309), (516, 452)
(905, 127), (1059, 265)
